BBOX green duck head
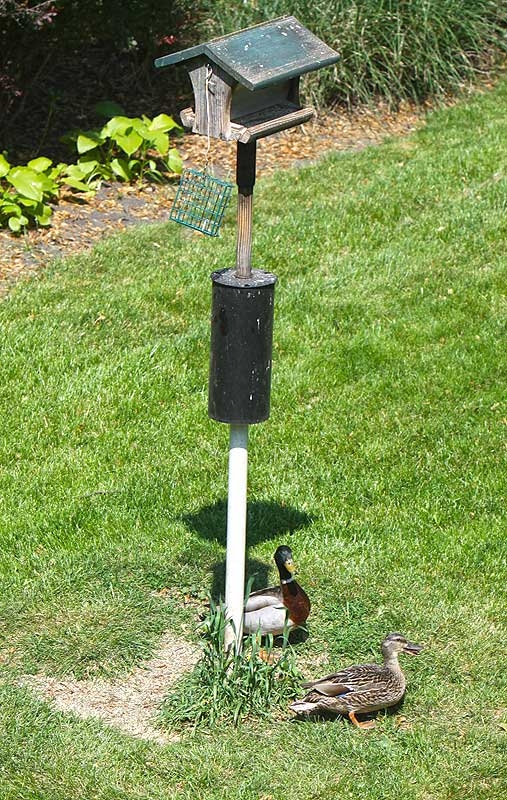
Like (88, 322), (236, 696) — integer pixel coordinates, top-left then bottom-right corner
(274, 545), (297, 582)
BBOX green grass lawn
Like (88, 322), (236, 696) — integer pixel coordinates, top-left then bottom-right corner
(1, 78), (506, 799)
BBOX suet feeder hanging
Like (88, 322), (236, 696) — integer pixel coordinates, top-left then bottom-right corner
(169, 168), (233, 237)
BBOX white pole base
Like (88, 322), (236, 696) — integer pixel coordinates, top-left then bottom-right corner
(224, 423), (248, 652)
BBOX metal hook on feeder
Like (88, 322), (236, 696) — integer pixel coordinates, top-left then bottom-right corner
(204, 64), (213, 174)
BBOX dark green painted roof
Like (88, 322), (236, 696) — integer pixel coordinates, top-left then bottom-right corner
(154, 16), (339, 91)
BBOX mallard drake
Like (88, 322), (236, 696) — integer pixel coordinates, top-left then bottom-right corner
(243, 545), (311, 636)
(290, 632), (423, 729)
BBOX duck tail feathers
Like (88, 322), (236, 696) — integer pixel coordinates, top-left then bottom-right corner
(289, 699), (317, 714)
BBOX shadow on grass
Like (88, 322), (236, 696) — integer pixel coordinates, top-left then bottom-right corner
(182, 498), (314, 601)
(182, 499), (313, 547)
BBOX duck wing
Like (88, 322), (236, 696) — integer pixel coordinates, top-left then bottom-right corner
(243, 603), (288, 636)
(303, 664), (386, 696)
(244, 585), (283, 612)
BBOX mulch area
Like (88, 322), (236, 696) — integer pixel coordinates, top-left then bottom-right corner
(0, 103), (426, 296)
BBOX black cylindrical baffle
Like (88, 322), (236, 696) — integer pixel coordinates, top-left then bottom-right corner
(209, 268), (277, 424)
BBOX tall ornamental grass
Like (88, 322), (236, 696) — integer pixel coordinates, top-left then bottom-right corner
(197, 0), (507, 106)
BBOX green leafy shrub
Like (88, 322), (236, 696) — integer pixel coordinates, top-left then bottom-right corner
(0, 111), (182, 233)
(65, 112), (183, 185)
(161, 599), (303, 729)
(0, 153), (62, 232)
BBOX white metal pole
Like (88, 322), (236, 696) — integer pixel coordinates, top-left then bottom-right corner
(224, 423), (248, 651)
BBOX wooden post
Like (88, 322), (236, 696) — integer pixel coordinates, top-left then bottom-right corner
(235, 141), (257, 279)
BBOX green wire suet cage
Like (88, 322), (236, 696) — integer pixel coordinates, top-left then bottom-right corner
(170, 168), (233, 236)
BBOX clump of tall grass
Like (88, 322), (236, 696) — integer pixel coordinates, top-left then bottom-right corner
(161, 599), (303, 729)
(196, 0), (507, 107)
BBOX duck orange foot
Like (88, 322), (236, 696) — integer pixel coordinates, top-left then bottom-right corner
(349, 711), (376, 730)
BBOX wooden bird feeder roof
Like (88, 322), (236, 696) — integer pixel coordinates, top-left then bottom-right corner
(154, 16), (339, 90)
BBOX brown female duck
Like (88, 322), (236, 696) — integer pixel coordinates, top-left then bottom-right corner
(290, 632), (423, 729)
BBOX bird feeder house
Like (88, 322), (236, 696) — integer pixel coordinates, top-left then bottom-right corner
(154, 16), (339, 143)
(155, 17), (338, 651)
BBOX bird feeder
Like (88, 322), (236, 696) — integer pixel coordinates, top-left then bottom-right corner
(155, 16), (339, 650)
(154, 15), (338, 144)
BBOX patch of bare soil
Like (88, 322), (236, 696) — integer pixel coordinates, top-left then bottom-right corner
(0, 103), (426, 297)
(18, 632), (199, 745)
